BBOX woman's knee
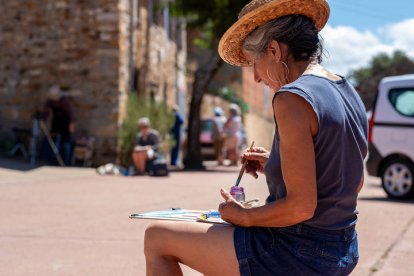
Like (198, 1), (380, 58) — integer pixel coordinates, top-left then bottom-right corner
(144, 222), (170, 255)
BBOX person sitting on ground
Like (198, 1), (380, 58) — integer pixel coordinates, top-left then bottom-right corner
(132, 117), (160, 175)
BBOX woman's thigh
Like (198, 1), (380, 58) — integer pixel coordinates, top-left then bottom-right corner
(145, 221), (239, 276)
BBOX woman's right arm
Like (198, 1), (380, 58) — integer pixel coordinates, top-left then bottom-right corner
(242, 147), (270, 178)
(220, 92), (318, 227)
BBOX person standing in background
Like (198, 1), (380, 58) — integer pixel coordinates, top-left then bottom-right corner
(211, 107), (226, 165)
(42, 85), (76, 165)
(224, 104), (242, 166)
(170, 105), (184, 167)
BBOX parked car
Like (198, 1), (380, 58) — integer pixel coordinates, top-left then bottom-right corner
(182, 118), (215, 161)
(183, 118), (249, 161)
(199, 118), (216, 160)
(366, 74), (414, 199)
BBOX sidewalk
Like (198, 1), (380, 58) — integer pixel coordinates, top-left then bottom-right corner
(0, 160), (413, 275)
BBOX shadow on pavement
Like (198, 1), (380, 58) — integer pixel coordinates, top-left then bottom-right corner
(0, 156), (43, 172)
(366, 183), (382, 189)
(171, 168), (240, 174)
(358, 196), (414, 204)
(169, 160), (242, 174)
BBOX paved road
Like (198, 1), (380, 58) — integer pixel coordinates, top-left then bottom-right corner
(0, 160), (413, 275)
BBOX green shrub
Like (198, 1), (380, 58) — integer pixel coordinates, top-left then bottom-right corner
(217, 86), (250, 114)
(118, 93), (174, 166)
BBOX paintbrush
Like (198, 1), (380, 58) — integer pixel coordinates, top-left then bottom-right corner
(235, 141), (255, 187)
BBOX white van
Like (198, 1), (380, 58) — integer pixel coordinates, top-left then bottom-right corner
(366, 74), (414, 199)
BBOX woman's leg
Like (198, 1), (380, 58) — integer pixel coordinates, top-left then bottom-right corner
(171, 140), (179, 166)
(145, 221), (239, 276)
(217, 139), (224, 165)
(233, 145), (240, 166)
(227, 148), (238, 166)
(224, 136), (238, 166)
(132, 151), (147, 174)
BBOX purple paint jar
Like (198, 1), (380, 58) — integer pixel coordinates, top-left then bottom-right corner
(230, 186), (245, 202)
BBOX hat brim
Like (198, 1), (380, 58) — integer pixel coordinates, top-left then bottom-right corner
(218, 0), (330, 67)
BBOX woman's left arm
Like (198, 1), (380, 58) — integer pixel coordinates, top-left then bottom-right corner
(220, 92), (318, 227)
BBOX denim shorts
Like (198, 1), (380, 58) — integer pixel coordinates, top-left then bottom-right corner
(234, 223), (358, 276)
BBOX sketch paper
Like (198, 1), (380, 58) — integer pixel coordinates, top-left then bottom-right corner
(129, 209), (228, 224)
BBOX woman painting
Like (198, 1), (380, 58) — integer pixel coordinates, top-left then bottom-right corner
(144, 0), (368, 275)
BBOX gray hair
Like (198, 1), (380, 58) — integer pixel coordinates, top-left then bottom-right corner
(138, 117), (150, 127)
(243, 15), (323, 63)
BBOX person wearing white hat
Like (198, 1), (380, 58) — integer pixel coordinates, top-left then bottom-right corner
(144, 1), (367, 275)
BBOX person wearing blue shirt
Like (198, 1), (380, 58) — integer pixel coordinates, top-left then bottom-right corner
(170, 105), (184, 166)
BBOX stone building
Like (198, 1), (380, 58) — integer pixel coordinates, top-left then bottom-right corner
(201, 63), (275, 149)
(0, 0), (187, 165)
(242, 68), (275, 149)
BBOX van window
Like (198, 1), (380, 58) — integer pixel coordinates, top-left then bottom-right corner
(388, 88), (414, 117)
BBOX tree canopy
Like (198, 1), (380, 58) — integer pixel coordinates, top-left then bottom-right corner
(350, 50), (414, 110)
(172, 0), (249, 46)
(172, 0), (250, 169)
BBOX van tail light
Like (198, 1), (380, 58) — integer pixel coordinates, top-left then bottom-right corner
(368, 111), (375, 144)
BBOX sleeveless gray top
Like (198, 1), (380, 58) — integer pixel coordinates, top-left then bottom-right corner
(264, 74), (368, 230)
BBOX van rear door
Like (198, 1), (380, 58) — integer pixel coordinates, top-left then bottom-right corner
(373, 76), (414, 162)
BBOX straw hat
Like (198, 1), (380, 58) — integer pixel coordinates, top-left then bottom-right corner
(218, 0), (330, 67)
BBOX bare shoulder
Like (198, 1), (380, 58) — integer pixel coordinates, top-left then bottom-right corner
(273, 92), (318, 136)
(273, 92), (313, 122)
(274, 91), (310, 109)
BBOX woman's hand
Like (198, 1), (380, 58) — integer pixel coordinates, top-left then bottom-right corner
(241, 147), (270, 179)
(218, 189), (248, 226)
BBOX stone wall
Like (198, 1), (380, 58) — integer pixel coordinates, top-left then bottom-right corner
(0, 0), (187, 165)
(202, 94), (274, 150)
(0, 0), (131, 165)
(200, 67), (275, 150)
(136, 0), (178, 107)
(244, 112), (275, 150)
(147, 25), (177, 106)
(241, 68), (275, 150)
(201, 95), (232, 119)
(118, 0), (132, 124)
(242, 68), (274, 117)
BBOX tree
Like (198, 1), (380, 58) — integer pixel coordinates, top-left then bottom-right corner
(350, 50), (414, 110)
(172, 0), (250, 169)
